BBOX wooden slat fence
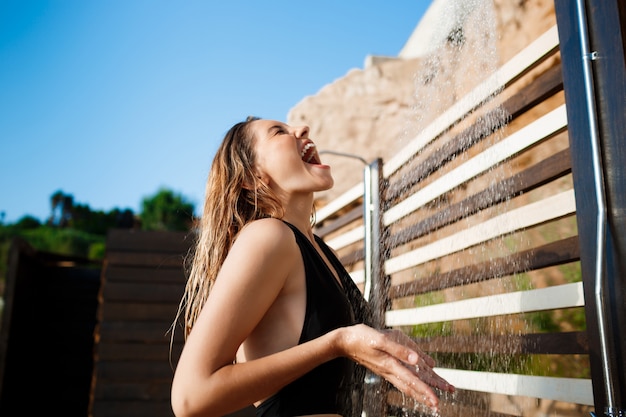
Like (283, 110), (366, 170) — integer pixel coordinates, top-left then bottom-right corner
(89, 230), (192, 417)
(314, 24), (597, 416)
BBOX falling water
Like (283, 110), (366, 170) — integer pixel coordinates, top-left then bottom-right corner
(363, 0), (592, 416)
(366, 0), (525, 415)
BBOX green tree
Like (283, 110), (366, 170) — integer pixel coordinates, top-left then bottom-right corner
(46, 190), (136, 233)
(140, 188), (195, 231)
(48, 190), (74, 227)
(15, 215), (41, 230)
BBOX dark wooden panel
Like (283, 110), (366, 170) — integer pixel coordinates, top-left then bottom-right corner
(413, 331), (588, 355)
(100, 302), (181, 321)
(390, 236), (579, 297)
(97, 321), (181, 343)
(104, 265), (186, 283)
(91, 230), (194, 417)
(95, 361), (174, 381)
(106, 229), (193, 253)
(106, 251), (185, 268)
(96, 342), (182, 361)
(315, 205), (363, 238)
(338, 247), (365, 267)
(91, 400), (174, 417)
(92, 401), (255, 417)
(93, 380), (172, 400)
(102, 282), (184, 303)
(555, 0), (626, 408)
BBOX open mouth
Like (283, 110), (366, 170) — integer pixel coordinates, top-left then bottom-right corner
(300, 141), (321, 165)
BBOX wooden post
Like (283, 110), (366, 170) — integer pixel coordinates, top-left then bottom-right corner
(554, 0), (626, 413)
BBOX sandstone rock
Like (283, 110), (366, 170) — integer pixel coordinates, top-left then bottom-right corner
(287, 0), (556, 205)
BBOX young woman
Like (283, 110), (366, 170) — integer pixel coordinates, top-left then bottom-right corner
(170, 117), (454, 417)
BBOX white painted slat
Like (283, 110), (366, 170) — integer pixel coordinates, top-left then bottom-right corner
(316, 182), (364, 222)
(325, 226), (365, 251)
(384, 104), (568, 225)
(385, 189), (576, 275)
(349, 269), (364, 285)
(385, 282), (584, 326)
(434, 368), (594, 405)
(383, 26), (560, 178)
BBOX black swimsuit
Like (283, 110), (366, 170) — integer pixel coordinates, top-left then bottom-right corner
(255, 221), (370, 417)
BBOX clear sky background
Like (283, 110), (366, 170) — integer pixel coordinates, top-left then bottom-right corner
(1, 0), (431, 224)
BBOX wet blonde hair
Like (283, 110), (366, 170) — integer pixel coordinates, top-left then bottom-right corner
(175, 117), (285, 339)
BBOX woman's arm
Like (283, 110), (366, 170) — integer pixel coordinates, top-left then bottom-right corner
(171, 218), (320, 416)
(171, 219), (453, 417)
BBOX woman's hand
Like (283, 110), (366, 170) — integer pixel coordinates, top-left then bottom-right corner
(334, 324), (454, 411)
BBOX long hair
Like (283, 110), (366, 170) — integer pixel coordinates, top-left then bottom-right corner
(174, 117), (285, 339)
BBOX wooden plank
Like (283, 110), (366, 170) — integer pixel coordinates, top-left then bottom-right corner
(106, 229), (193, 253)
(348, 269), (364, 285)
(93, 380), (172, 400)
(98, 321), (181, 343)
(325, 224), (364, 251)
(389, 236), (579, 298)
(393, 148), (571, 246)
(105, 251), (185, 268)
(93, 401), (255, 417)
(386, 282), (585, 326)
(503, 62), (564, 120)
(102, 282), (183, 303)
(383, 26), (560, 178)
(386, 63), (564, 202)
(96, 342), (182, 361)
(104, 266), (186, 283)
(95, 360), (174, 381)
(385, 189), (576, 275)
(316, 182), (364, 222)
(413, 331), (589, 355)
(384, 104), (568, 225)
(434, 368), (594, 405)
(338, 247), (365, 268)
(91, 400), (174, 417)
(314, 205), (362, 238)
(100, 302), (181, 321)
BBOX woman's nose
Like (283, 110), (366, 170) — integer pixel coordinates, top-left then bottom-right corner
(294, 125), (309, 139)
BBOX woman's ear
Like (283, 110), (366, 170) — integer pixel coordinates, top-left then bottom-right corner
(255, 170), (270, 187)
(242, 174), (269, 190)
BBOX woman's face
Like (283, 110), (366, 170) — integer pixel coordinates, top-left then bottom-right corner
(248, 119), (334, 198)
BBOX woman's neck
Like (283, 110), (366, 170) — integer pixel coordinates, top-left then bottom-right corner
(280, 193), (315, 240)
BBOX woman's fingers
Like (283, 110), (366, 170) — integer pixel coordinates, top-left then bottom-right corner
(380, 359), (441, 410)
(407, 362), (455, 393)
(341, 324), (455, 408)
(381, 329), (437, 367)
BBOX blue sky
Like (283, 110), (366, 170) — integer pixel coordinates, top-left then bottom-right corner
(0, 0), (430, 224)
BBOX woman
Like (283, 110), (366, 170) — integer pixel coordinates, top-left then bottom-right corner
(170, 117), (454, 417)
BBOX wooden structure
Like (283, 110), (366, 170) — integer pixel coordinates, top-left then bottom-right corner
(313, 2), (625, 413)
(0, 238), (101, 415)
(89, 230), (192, 417)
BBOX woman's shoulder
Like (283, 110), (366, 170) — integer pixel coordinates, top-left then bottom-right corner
(236, 218), (296, 250)
(241, 217), (292, 235)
